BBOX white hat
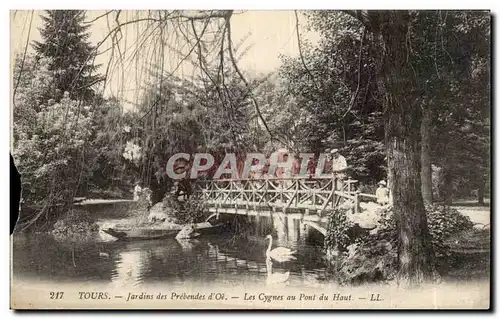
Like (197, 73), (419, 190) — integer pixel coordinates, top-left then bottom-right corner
(378, 180), (387, 186)
(330, 148), (339, 153)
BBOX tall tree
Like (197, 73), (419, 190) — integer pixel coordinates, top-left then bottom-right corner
(345, 10), (490, 284)
(33, 10), (103, 103)
(344, 11), (436, 285)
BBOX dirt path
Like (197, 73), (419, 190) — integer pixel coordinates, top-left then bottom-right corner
(451, 204), (490, 227)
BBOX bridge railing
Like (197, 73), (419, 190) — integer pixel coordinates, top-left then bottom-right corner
(193, 177), (362, 216)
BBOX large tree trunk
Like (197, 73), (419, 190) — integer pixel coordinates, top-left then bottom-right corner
(376, 12), (437, 286)
(420, 105), (433, 205)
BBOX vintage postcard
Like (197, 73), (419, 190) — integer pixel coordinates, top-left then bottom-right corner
(10, 9), (491, 310)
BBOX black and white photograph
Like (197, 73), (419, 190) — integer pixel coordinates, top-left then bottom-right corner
(9, 9), (491, 309)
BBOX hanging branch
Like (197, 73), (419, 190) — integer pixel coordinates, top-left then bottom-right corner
(13, 10), (34, 109)
(225, 14), (279, 144)
(189, 19), (230, 113)
(84, 10), (114, 24)
(171, 18), (211, 76)
(341, 27), (367, 119)
(191, 19), (241, 146)
(68, 16), (163, 96)
(294, 10), (322, 93)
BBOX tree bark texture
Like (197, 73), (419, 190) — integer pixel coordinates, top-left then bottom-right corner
(421, 104), (433, 205)
(375, 11), (437, 285)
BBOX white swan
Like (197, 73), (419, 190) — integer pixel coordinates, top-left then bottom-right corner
(265, 235), (297, 262)
(265, 257), (290, 285)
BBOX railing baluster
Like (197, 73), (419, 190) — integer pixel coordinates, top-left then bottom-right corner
(332, 177), (336, 209)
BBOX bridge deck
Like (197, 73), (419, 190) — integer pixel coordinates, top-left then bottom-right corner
(204, 207), (330, 223)
(193, 177), (375, 219)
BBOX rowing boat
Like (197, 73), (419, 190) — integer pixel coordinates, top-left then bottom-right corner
(102, 221), (224, 240)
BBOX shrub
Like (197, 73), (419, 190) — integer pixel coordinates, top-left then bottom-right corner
(325, 203), (474, 284)
(51, 209), (99, 242)
(324, 206), (353, 253)
(177, 196), (206, 224)
(162, 193), (206, 224)
(328, 239), (398, 285)
(425, 204), (475, 256)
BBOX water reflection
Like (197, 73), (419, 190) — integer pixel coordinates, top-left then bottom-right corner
(176, 238), (201, 252)
(272, 214), (287, 243)
(265, 257), (290, 286)
(13, 214), (329, 287)
(111, 250), (146, 287)
(287, 218), (299, 242)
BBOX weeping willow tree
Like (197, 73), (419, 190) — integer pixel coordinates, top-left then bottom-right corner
(105, 11), (266, 202)
(13, 10), (268, 229)
(87, 10), (274, 135)
(85, 10), (289, 174)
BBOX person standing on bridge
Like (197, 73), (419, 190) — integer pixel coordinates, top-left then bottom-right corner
(327, 148), (348, 190)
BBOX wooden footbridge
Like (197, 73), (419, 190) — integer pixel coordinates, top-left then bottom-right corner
(193, 177), (377, 232)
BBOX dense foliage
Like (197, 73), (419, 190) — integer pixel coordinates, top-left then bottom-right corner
(13, 11), (138, 230)
(275, 12), (386, 183)
(325, 204), (474, 285)
(51, 209), (99, 242)
(14, 92), (94, 206)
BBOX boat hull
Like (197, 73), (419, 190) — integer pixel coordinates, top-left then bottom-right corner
(102, 228), (179, 240)
(102, 222), (224, 240)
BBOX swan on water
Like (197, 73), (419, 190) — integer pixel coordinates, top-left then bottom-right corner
(265, 234), (296, 262)
(265, 257), (290, 285)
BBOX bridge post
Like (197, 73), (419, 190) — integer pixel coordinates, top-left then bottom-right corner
(345, 179), (359, 195)
(232, 181), (239, 211)
(295, 180), (300, 208)
(312, 181), (316, 208)
(354, 190), (360, 214)
(252, 181), (257, 212)
(280, 180), (284, 205)
(332, 177), (336, 209)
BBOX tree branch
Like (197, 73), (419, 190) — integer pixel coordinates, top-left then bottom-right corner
(226, 14), (280, 144)
(13, 10), (34, 109)
(342, 27), (367, 119)
(84, 10), (115, 24)
(294, 10), (322, 94)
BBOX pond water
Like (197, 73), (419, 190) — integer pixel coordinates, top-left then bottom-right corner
(12, 211), (331, 289)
